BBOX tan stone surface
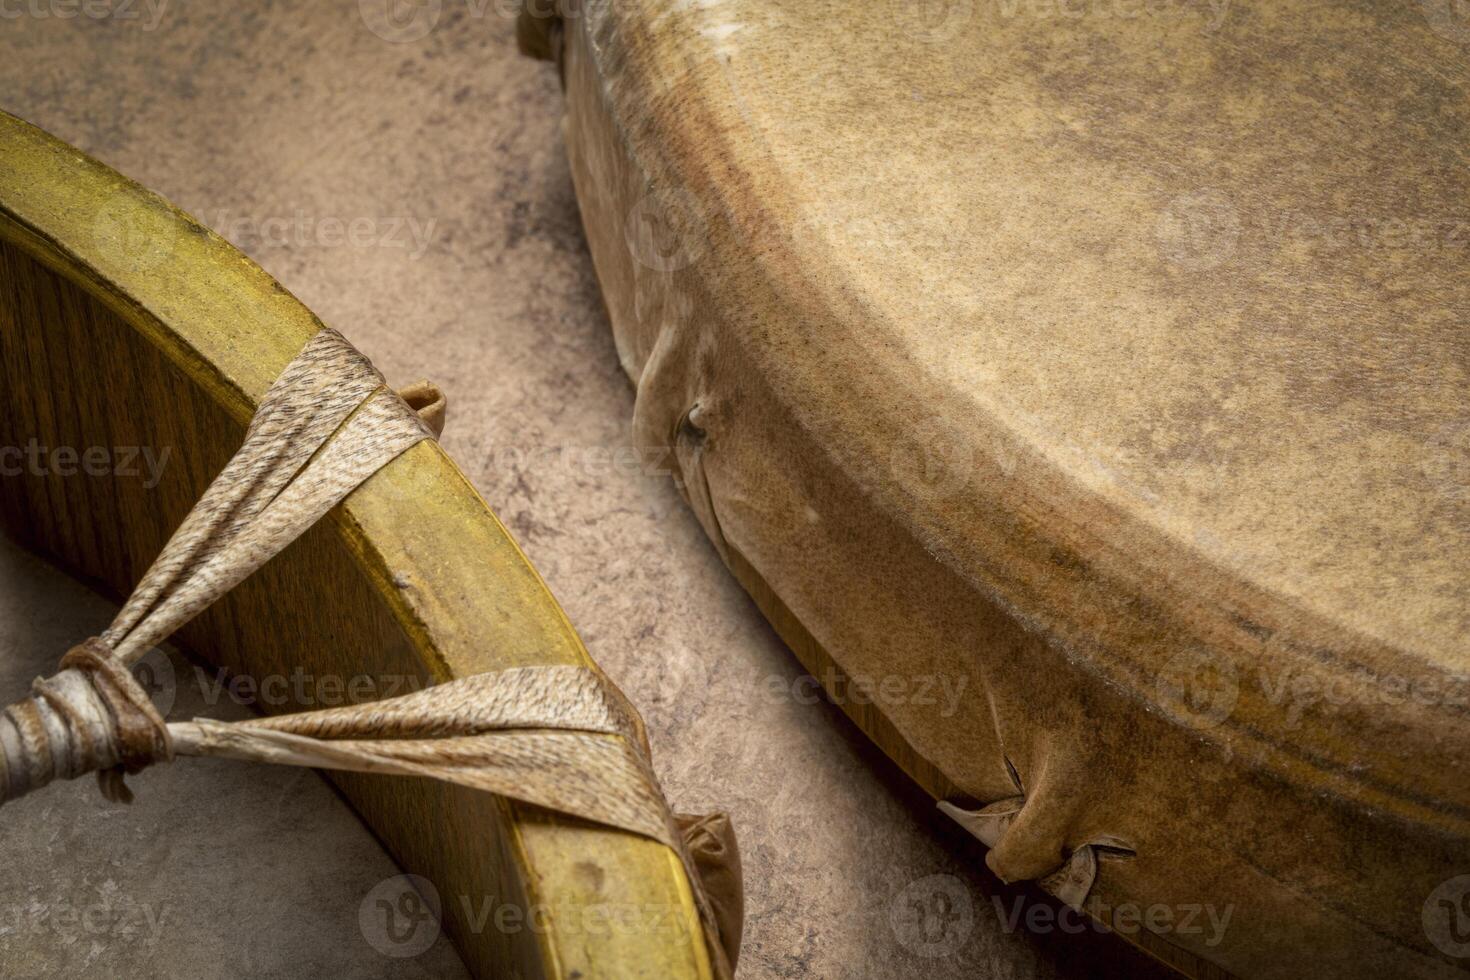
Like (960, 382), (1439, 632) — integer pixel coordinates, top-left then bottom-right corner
(0, 3), (1170, 978)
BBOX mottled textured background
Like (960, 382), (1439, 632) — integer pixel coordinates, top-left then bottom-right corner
(0, 2), (1169, 977)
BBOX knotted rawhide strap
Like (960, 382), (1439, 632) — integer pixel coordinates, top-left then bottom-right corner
(0, 328), (741, 978)
(938, 798), (1129, 911)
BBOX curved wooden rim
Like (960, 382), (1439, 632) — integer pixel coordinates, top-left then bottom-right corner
(545, 7), (1468, 977)
(568, 4), (1468, 835)
(0, 108), (711, 980)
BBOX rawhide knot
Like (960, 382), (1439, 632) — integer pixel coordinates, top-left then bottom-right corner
(59, 637), (174, 772)
(0, 638), (172, 807)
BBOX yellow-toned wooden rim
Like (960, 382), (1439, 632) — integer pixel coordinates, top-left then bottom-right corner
(0, 108), (711, 980)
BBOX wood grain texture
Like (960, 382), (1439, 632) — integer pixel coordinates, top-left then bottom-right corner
(0, 109), (710, 980)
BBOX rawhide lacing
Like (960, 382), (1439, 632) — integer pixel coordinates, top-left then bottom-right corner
(0, 328), (740, 977)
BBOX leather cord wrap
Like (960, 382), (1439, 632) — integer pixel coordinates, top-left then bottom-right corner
(0, 327), (741, 977)
(0, 639), (174, 807)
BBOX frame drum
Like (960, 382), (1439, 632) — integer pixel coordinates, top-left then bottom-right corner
(528, 1), (1470, 977)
